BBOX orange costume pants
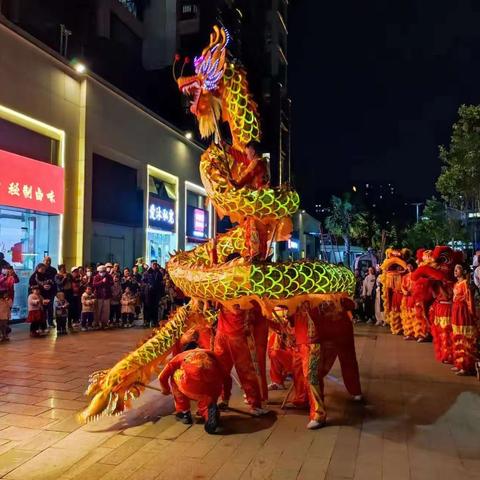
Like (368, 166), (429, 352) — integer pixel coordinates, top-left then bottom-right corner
(268, 332), (293, 385)
(214, 332), (263, 409)
(292, 344), (326, 422)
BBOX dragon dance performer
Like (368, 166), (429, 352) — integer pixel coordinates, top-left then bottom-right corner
(159, 344), (223, 434)
(291, 298), (362, 430)
(401, 261), (417, 340)
(451, 265), (478, 375)
(291, 302), (326, 430)
(229, 141), (271, 260)
(214, 304), (269, 416)
(317, 297), (363, 401)
(268, 330), (293, 390)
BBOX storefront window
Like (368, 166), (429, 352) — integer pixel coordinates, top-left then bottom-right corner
(185, 190), (209, 251)
(147, 175), (177, 267)
(0, 207), (59, 320)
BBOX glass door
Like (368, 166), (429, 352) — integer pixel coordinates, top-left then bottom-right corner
(0, 207), (59, 320)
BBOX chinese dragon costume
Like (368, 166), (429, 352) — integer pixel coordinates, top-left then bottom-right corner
(79, 26), (355, 423)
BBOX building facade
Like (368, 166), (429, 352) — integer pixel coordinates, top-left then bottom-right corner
(0, 19), (211, 320)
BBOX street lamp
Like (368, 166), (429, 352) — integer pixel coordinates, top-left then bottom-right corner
(71, 58), (87, 74)
(74, 62), (86, 74)
(410, 202), (423, 223)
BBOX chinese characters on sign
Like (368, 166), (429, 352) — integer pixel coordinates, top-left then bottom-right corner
(148, 195), (176, 231)
(149, 204), (174, 225)
(7, 183), (55, 203)
(0, 149), (64, 215)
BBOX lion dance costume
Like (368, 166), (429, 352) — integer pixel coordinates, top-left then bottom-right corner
(380, 249), (410, 335)
(79, 26), (355, 425)
(411, 246), (463, 364)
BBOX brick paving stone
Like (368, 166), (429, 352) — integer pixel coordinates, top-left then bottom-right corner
(18, 431), (68, 451)
(35, 398), (87, 410)
(0, 449), (39, 477)
(0, 426), (43, 442)
(0, 403), (51, 416)
(98, 436), (151, 465)
(0, 392), (50, 405)
(0, 413), (54, 428)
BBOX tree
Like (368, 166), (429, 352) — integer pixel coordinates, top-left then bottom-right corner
(437, 104), (480, 212)
(403, 198), (467, 250)
(325, 195), (367, 262)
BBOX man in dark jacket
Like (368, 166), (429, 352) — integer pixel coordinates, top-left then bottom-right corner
(43, 256), (58, 327)
(142, 261), (164, 327)
(93, 265), (113, 328)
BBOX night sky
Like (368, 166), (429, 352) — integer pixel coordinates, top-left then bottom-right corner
(289, 0), (480, 210)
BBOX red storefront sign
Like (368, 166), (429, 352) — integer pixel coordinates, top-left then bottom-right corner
(0, 148), (64, 215)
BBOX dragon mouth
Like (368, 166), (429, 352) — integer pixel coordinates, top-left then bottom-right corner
(179, 80), (202, 115)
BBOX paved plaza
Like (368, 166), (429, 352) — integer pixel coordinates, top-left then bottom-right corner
(0, 324), (478, 480)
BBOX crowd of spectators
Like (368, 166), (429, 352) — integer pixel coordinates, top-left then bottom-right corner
(0, 254), (186, 339)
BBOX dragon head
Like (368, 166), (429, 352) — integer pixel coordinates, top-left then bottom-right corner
(412, 246), (463, 282)
(177, 25), (229, 139)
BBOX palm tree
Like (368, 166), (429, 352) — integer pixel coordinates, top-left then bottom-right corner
(325, 195), (367, 265)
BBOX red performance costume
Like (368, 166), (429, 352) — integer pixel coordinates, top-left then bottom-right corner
(268, 330), (293, 387)
(158, 349), (224, 432)
(291, 304), (326, 426)
(291, 299), (362, 428)
(317, 298), (362, 398)
(452, 279), (478, 373)
(214, 305), (265, 411)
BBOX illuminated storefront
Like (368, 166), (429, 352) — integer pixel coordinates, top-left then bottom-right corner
(146, 167), (179, 267)
(185, 182), (210, 251)
(0, 148), (64, 320)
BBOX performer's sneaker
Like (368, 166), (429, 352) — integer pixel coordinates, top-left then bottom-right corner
(250, 407), (270, 416)
(268, 382), (285, 391)
(455, 369), (468, 376)
(204, 403), (220, 434)
(306, 419), (326, 430)
(352, 395), (363, 402)
(451, 366), (459, 372)
(175, 411), (193, 425)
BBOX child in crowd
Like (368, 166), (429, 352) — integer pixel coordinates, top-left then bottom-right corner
(28, 286), (46, 337)
(110, 274), (122, 327)
(120, 287), (136, 328)
(0, 291), (12, 342)
(54, 291), (69, 335)
(81, 286), (96, 331)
